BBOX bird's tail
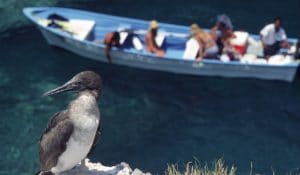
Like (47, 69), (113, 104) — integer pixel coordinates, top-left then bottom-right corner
(35, 171), (54, 175)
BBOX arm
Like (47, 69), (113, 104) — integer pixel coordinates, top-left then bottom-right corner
(280, 29), (289, 48)
(105, 44), (112, 64)
(260, 25), (268, 48)
(196, 40), (204, 62)
(210, 22), (222, 40)
(210, 24), (219, 40)
(104, 32), (113, 64)
(260, 34), (267, 49)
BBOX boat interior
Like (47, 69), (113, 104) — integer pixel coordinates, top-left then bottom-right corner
(29, 7), (299, 65)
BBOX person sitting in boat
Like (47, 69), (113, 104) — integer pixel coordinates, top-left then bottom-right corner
(104, 31), (120, 64)
(211, 14), (236, 55)
(190, 24), (219, 62)
(260, 17), (289, 58)
(145, 20), (165, 57)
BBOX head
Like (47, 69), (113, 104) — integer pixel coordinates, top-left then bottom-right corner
(274, 16), (282, 32)
(43, 71), (102, 98)
(216, 14), (233, 30)
(149, 20), (159, 33)
(111, 32), (120, 45)
(190, 23), (205, 36)
(218, 22), (227, 31)
(190, 23), (200, 36)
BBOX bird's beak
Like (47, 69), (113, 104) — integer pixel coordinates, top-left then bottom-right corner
(43, 80), (75, 96)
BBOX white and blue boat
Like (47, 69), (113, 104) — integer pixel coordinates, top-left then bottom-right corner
(23, 7), (300, 82)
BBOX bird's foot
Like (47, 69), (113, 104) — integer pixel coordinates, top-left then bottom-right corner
(80, 159), (86, 168)
(76, 159), (89, 175)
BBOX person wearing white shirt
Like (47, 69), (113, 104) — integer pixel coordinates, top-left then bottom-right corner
(260, 17), (289, 58)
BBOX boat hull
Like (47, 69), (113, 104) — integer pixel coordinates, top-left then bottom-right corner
(39, 27), (298, 82)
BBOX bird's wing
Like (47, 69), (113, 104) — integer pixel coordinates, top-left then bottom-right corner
(42, 110), (68, 137)
(39, 111), (74, 171)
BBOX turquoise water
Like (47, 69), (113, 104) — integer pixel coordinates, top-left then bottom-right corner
(0, 1), (300, 175)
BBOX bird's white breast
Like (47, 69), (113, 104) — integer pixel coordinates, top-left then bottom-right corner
(51, 137), (92, 174)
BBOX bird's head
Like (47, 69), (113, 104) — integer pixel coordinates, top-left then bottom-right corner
(43, 71), (102, 98)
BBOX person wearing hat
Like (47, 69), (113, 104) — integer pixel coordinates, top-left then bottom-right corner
(190, 23), (219, 62)
(145, 20), (165, 57)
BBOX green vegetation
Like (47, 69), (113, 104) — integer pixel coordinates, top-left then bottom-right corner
(165, 159), (236, 175)
(165, 159), (300, 175)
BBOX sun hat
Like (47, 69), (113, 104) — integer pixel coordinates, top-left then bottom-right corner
(149, 20), (159, 29)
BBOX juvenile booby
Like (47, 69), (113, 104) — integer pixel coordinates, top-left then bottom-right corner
(36, 71), (102, 175)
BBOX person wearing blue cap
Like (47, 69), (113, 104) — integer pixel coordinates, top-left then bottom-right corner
(211, 14), (236, 56)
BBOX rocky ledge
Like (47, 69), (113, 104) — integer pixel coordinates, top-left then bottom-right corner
(60, 159), (151, 175)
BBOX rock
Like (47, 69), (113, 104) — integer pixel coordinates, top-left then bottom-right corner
(132, 168), (152, 175)
(59, 159), (151, 175)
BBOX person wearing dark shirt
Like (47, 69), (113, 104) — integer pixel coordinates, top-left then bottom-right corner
(210, 14), (235, 55)
(104, 31), (120, 63)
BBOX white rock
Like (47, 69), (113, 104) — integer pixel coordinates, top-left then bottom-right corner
(59, 159), (151, 175)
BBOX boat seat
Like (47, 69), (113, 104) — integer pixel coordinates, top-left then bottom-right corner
(119, 32), (129, 45)
(246, 37), (264, 57)
(240, 54), (267, 64)
(182, 38), (199, 60)
(63, 20), (96, 40)
(132, 36), (143, 51)
(44, 19), (96, 41)
(121, 34), (143, 51)
(117, 27), (144, 51)
(230, 31), (249, 55)
(117, 25), (133, 44)
(155, 33), (166, 48)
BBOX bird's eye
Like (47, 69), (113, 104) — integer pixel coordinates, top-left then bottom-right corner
(72, 81), (82, 87)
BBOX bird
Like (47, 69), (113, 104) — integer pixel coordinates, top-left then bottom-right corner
(36, 71), (102, 175)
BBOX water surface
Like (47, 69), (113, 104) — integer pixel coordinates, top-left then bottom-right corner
(0, 1), (300, 174)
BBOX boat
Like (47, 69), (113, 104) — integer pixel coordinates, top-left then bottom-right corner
(23, 7), (300, 82)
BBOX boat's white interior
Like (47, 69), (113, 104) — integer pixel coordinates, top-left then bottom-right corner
(183, 38), (200, 60)
(30, 7), (299, 65)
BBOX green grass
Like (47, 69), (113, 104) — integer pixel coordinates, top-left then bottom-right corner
(165, 159), (236, 175)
